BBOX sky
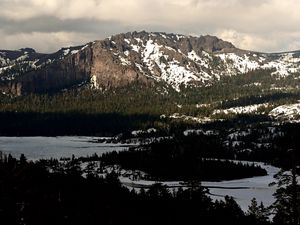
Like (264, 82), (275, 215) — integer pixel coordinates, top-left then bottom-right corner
(1, 0), (300, 53)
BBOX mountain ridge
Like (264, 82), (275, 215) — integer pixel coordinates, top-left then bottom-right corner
(1, 31), (300, 95)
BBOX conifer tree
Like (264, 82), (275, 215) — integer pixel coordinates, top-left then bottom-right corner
(271, 168), (300, 225)
(247, 198), (269, 224)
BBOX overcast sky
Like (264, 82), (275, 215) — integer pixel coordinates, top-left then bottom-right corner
(1, 0), (300, 53)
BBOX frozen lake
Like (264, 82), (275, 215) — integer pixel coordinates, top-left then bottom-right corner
(202, 162), (279, 210)
(121, 161), (280, 211)
(0, 136), (280, 211)
(0, 136), (134, 160)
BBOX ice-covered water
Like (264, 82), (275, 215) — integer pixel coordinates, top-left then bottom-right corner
(0, 136), (134, 160)
(0, 136), (280, 211)
(203, 162), (280, 210)
(120, 162), (280, 211)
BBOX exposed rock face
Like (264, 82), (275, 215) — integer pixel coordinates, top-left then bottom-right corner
(18, 45), (93, 94)
(1, 31), (300, 95)
(90, 41), (152, 90)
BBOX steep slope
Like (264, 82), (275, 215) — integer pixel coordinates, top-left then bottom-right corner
(1, 31), (300, 95)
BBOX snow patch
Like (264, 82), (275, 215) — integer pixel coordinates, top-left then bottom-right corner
(90, 75), (99, 89)
(218, 53), (261, 74)
(170, 113), (214, 123)
(131, 44), (140, 52)
(63, 49), (70, 56)
(71, 50), (79, 55)
(81, 44), (89, 50)
(213, 103), (269, 115)
(124, 39), (130, 44)
(119, 55), (131, 66)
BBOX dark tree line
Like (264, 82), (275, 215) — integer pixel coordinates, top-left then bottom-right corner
(1, 69), (300, 137)
(101, 135), (267, 181)
(0, 111), (162, 136)
(0, 153), (270, 225)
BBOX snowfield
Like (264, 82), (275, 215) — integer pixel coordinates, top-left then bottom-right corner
(269, 103), (300, 121)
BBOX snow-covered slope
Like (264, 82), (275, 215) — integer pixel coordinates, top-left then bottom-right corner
(218, 52), (300, 78)
(2, 31), (300, 94)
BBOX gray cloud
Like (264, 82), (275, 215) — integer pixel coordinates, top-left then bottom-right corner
(0, 0), (300, 53)
(0, 16), (126, 35)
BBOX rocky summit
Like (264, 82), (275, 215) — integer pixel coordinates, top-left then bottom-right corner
(1, 31), (300, 95)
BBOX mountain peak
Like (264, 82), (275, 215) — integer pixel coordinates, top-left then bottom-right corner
(106, 31), (236, 54)
(198, 34), (236, 52)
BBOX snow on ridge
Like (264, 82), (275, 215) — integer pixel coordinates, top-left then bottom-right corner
(170, 113), (213, 123)
(103, 35), (300, 91)
(176, 34), (185, 40)
(141, 40), (211, 91)
(262, 53), (300, 77)
(218, 53), (261, 74)
(160, 33), (168, 39)
(81, 44), (89, 50)
(269, 103), (300, 120)
(217, 52), (300, 77)
(71, 50), (79, 55)
(63, 49), (70, 56)
(188, 50), (210, 68)
(213, 103), (269, 115)
(62, 47), (82, 56)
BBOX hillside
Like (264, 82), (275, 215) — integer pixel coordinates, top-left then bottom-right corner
(1, 31), (300, 137)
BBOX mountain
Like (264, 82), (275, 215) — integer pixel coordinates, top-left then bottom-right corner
(1, 31), (300, 96)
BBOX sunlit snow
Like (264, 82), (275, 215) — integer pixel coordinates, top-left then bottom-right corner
(213, 103), (269, 115)
(269, 103), (300, 121)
